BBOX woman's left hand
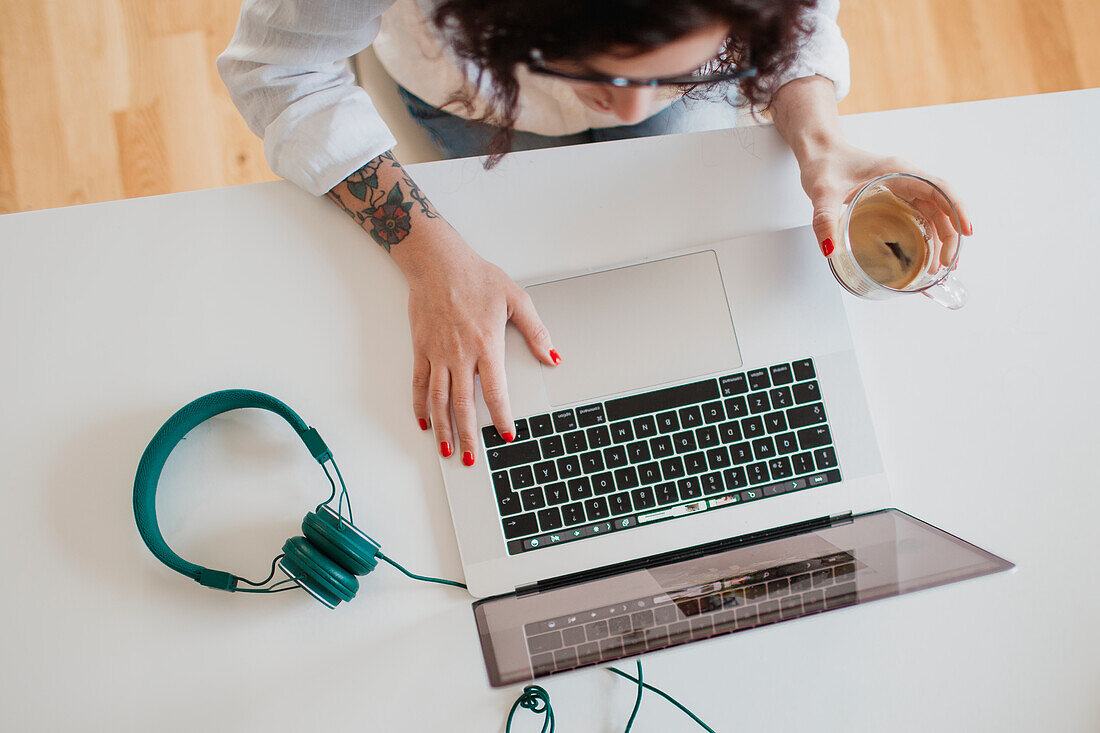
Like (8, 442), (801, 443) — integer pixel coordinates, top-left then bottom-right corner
(797, 141), (974, 259)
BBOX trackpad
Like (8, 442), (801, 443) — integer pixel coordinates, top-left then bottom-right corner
(526, 251), (742, 407)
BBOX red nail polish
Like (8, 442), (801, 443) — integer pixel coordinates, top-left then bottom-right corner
(502, 431), (514, 443)
(462, 451), (475, 466)
(418, 418), (428, 430)
(820, 238), (834, 257)
(549, 348), (561, 365)
(440, 441), (452, 458)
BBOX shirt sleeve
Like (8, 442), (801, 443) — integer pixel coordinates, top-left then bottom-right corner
(769, 0), (851, 103)
(217, 0), (399, 196)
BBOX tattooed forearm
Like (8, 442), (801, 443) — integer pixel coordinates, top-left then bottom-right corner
(326, 151), (439, 252)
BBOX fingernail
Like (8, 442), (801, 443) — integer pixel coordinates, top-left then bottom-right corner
(440, 441), (452, 458)
(820, 238), (834, 257)
(462, 451), (475, 466)
(502, 431), (514, 443)
(549, 348), (561, 365)
(418, 418), (428, 430)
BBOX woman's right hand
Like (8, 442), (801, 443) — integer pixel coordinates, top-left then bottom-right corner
(403, 233), (560, 467)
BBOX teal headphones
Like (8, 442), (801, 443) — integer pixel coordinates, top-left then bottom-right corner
(133, 389), (390, 608)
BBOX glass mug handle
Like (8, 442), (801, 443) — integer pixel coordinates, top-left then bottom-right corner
(922, 272), (967, 310)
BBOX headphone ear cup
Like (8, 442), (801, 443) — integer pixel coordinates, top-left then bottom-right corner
(281, 536), (359, 607)
(279, 554), (342, 609)
(302, 509), (379, 577)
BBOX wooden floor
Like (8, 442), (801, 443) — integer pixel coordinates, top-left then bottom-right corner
(1, 0), (1097, 214)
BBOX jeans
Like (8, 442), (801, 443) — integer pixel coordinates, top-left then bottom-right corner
(396, 84), (742, 159)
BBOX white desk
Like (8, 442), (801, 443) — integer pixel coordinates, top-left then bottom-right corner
(2, 89), (1098, 732)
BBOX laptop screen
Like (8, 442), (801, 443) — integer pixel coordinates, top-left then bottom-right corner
(472, 508), (1012, 687)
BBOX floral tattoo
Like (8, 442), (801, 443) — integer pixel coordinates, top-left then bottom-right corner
(326, 151), (438, 252)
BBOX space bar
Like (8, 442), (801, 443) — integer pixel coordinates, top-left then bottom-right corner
(604, 378), (720, 421)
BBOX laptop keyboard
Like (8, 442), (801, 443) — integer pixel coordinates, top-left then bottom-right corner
(523, 551), (858, 677)
(484, 357), (842, 555)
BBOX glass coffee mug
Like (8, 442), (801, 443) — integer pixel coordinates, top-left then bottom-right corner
(828, 172), (967, 309)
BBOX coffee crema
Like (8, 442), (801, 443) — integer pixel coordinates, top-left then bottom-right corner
(847, 186), (929, 289)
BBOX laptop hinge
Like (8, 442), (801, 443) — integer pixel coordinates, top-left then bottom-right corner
(515, 511), (855, 598)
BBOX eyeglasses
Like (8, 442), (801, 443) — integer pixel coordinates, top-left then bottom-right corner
(526, 48), (756, 88)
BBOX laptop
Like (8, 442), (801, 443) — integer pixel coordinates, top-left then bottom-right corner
(436, 226), (1012, 686)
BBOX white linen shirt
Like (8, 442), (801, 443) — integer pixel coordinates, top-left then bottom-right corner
(217, 0), (850, 197)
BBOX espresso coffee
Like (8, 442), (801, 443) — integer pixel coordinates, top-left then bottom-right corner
(848, 186), (929, 289)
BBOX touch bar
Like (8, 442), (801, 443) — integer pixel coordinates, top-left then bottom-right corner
(604, 378), (720, 422)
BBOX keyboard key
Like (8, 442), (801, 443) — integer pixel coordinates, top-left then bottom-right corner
(678, 477), (702, 499)
(678, 405), (703, 429)
(684, 452), (708, 474)
(696, 426), (720, 449)
(533, 461), (558, 484)
(650, 435), (674, 458)
(613, 466), (639, 490)
(661, 456), (686, 480)
(587, 425), (612, 449)
(729, 442), (753, 464)
(538, 507), (563, 531)
(512, 419), (531, 442)
(540, 435), (565, 459)
(656, 482), (678, 505)
(769, 387), (793, 409)
(553, 646), (579, 669)
(529, 413), (554, 437)
(562, 502), (586, 525)
(527, 630), (562, 654)
(530, 652), (556, 674)
(567, 477), (593, 501)
(775, 432), (798, 454)
(497, 491), (522, 516)
(585, 497), (610, 520)
(742, 417), (765, 439)
(768, 457), (793, 479)
(631, 609), (655, 630)
(483, 425), (507, 448)
(780, 596), (803, 620)
(787, 402), (827, 428)
(631, 486), (657, 510)
(700, 472), (724, 494)
(802, 589), (825, 614)
(608, 614), (632, 636)
(655, 411), (680, 433)
(797, 425), (832, 450)
(562, 625), (587, 647)
(521, 488), (546, 511)
(701, 401), (725, 424)
(752, 437), (776, 460)
(609, 493), (633, 515)
(633, 415), (657, 438)
(792, 380), (821, 404)
(719, 373), (748, 397)
(767, 578), (789, 598)
(563, 430), (588, 453)
(706, 447), (731, 470)
(747, 369), (770, 391)
(814, 446), (838, 469)
(544, 483), (569, 505)
(626, 440), (651, 463)
(492, 470), (510, 493)
(487, 441), (541, 470)
(792, 358), (816, 381)
(792, 452), (814, 475)
(503, 513), (539, 538)
(825, 582), (857, 609)
(734, 606), (757, 628)
(718, 421), (742, 443)
(604, 445), (628, 469)
(576, 404), (606, 427)
(552, 409), (577, 432)
(812, 568), (833, 587)
(748, 461), (770, 485)
(769, 363), (794, 385)
(586, 619), (610, 641)
(609, 421), (634, 444)
(654, 604), (679, 626)
(723, 466), (747, 490)
(790, 573), (812, 593)
(591, 472), (615, 494)
(556, 455), (582, 479)
(511, 465), (535, 489)
(764, 411), (788, 434)
(673, 430), (697, 454)
(605, 378), (720, 421)
(724, 396), (748, 419)
(580, 450), (605, 474)
(637, 462), (662, 484)
(748, 392), (771, 414)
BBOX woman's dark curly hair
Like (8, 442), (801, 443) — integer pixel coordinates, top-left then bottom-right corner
(432, 0), (816, 166)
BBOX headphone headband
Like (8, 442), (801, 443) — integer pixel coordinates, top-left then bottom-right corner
(133, 390), (332, 590)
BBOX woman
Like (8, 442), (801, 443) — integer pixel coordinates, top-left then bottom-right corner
(219, 0), (972, 469)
